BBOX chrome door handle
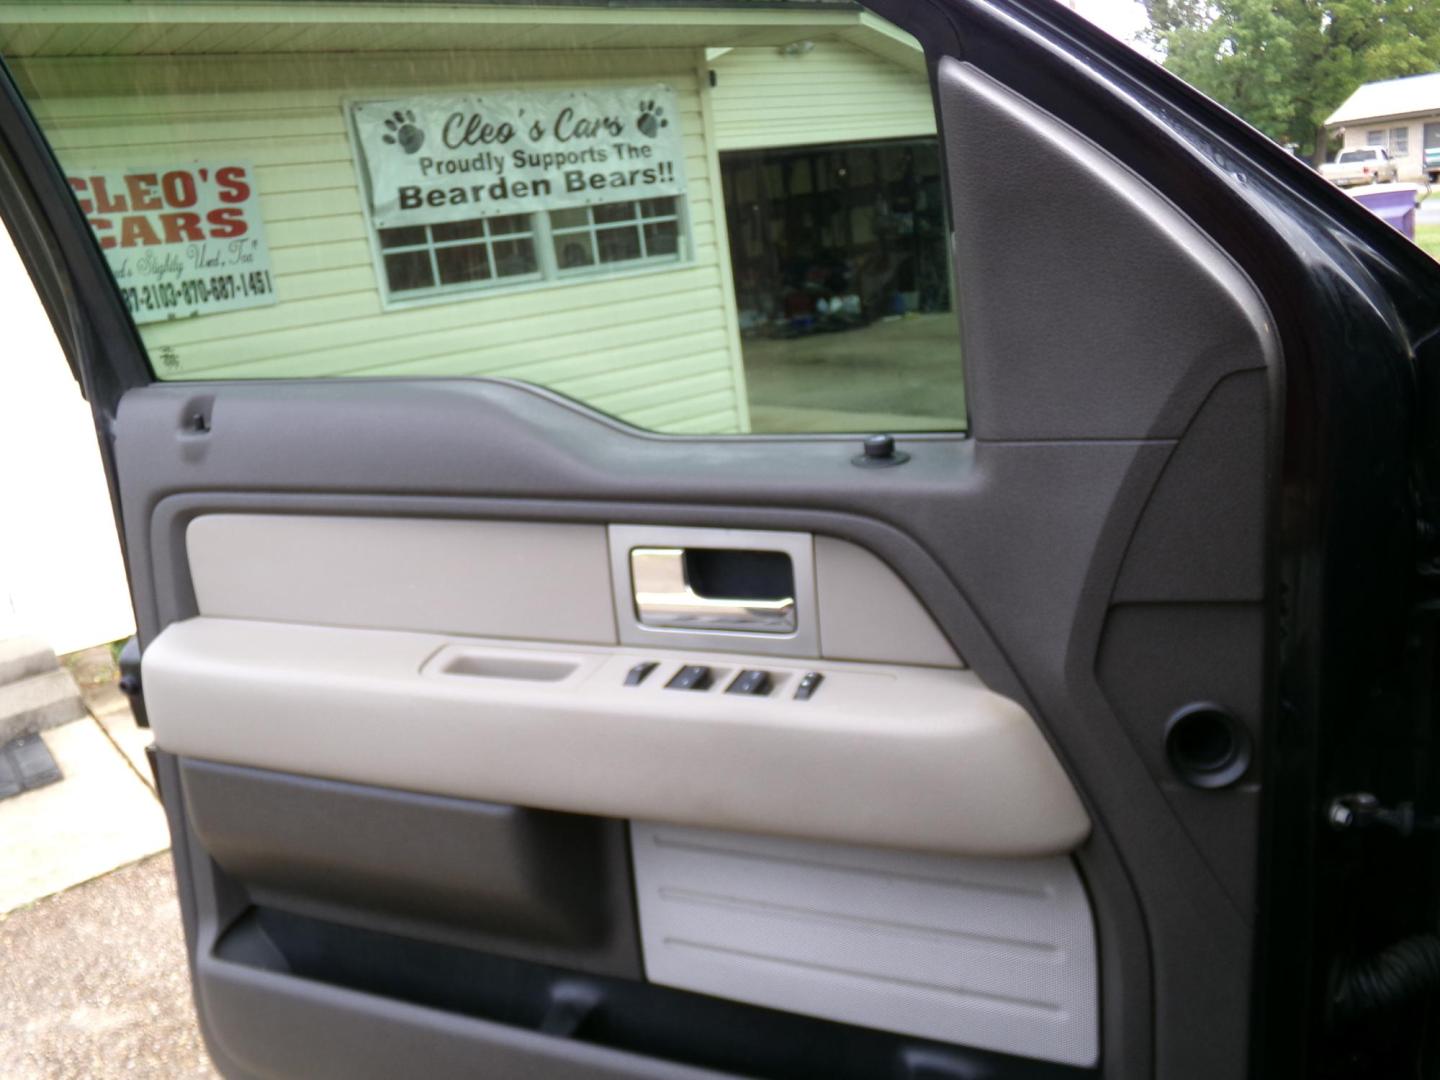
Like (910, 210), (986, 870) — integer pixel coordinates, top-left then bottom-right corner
(630, 548), (796, 634)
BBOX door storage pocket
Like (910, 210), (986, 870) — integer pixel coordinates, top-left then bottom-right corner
(180, 757), (637, 976)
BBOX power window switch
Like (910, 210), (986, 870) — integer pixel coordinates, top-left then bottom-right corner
(624, 661), (658, 686)
(726, 669), (772, 696)
(794, 672), (824, 701)
(666, 665), (713, 691)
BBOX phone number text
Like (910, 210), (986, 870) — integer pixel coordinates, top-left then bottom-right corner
(120, 271), (273, 316)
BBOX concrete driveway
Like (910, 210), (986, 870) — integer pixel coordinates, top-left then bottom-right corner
(0, 854), (215, 1079)
(0, 649), (214, 1078)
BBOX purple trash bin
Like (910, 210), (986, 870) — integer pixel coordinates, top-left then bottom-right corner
(1350, 183), (1420, 240)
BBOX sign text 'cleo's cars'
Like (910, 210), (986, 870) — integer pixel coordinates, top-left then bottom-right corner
(67, 163), (276, 324)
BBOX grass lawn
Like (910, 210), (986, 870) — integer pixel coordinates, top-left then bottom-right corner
(1417, 223), (1440, 263)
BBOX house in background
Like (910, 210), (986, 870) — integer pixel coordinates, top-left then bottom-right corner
(1326, 71), (1440, 182)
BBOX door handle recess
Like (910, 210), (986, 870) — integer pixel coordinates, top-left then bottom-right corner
(631, 548), (796, 634)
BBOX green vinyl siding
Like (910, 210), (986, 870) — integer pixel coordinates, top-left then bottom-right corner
(12, 49), (749, 434)
(709, 38), (935, 152)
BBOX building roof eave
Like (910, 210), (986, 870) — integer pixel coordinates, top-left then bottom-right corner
(0, 1), (880, 59)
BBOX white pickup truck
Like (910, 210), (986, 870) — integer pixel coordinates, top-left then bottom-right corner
(1321, 146), (1401, 187)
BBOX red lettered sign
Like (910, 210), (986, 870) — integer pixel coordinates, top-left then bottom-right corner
(67, 162), (277, 324)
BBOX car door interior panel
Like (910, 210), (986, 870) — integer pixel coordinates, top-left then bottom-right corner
(141, 488), (1105, 1075)
(28, 0), (1440, 1071)
(118, 357), (1267, 1079)
(96, 29), (1283, 1066)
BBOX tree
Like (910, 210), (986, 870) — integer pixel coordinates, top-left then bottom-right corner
(1145, 0), (1440, 163)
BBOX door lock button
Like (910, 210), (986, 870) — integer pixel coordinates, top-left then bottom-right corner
(726, 669), (772, 697)
(794, 672), (824, 701)
(666, 665), (714, 691)
(624, 661), (659, 687)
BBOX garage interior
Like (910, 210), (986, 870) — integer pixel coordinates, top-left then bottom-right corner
(720, 137), (966, 433)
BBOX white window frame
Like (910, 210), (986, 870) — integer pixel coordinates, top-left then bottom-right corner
(364, 202), (692, 312)
(377, 216), (544, 300)
(375, 206), (691, 311)
(549, 198), (686, 279)
(1364, 127), (1409, 157)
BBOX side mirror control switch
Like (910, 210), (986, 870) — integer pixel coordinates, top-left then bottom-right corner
(794, 672), (824, 701)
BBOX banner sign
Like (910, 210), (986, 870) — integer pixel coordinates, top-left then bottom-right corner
(67, 163), (276, 325)
(351, 85), (687, 228)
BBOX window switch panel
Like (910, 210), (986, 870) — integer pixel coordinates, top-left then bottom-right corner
(666, 665), (713, 691)
(726, 669), (773, 697)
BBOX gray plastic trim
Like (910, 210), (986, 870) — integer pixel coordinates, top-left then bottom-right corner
(631, 823), (1099, 1067)
(815, 535), (963, 668)
(143, 619), (1091, 857)
(939, 59), (1276, 443)
(195, 950), (739, 1080)
(179, 758), (640, 977)
(187, 514), (617, 645)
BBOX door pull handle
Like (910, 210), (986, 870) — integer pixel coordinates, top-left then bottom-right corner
(630, 548), (796, 633)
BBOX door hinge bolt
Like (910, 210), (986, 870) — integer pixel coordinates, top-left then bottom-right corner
(1327, 792), (1440, 837)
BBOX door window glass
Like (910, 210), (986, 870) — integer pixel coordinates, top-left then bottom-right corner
(722, 140), (962, 432)
(2, 2), (964, 436)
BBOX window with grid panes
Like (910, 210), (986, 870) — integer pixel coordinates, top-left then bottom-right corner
(378, 214), (540, 296)
(551, 198), (682, 275)
(376, 199), (684, 301)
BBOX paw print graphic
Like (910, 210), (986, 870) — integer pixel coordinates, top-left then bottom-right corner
(382, 109), (425, 154)
(636, 100), (668, 139)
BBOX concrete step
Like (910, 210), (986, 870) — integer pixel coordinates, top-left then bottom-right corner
(0, 669), (87, 744)
(0, 637), (59, 687)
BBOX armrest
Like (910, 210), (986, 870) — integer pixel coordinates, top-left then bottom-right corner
(143, 618), (1090, 857)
